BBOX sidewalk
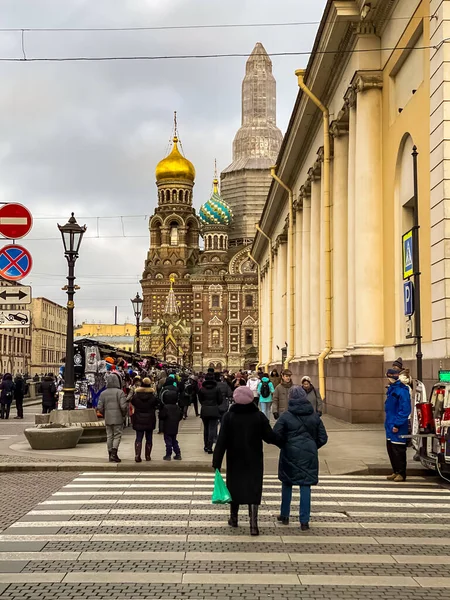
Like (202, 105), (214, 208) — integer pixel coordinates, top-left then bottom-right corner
(0, 405), (429, 475)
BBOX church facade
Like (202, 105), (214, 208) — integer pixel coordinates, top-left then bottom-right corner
(140, 42), (282, 372)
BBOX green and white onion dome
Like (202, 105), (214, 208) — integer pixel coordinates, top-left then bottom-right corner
(199, 179), (233, 226)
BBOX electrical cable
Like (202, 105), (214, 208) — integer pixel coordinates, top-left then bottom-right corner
(0, 43), (439, 62)
(0, 16), (430, 33)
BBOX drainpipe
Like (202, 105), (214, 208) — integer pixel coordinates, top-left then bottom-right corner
(248, 253), (262, 371)
(256, 225), (273, 370)
(295, 69), (331, 399)
(270, 167), (294, 371)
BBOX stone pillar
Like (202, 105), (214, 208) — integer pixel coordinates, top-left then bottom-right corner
(277, 238), (288, 355)
(294, 206), (303, 359)
(301, 191), (311, 357)
(330, 119), (349, 353)
(345, 88), (357, 350)
(354, 72), (384, 350)
(309, 168), (321, 356)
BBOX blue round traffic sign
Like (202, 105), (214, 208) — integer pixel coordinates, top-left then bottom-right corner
(0, 244), (32, 281)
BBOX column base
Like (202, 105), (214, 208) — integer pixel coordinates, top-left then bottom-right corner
(326, 354), (385, 423)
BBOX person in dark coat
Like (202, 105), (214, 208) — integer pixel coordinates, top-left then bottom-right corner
(182, 376), (199, 418)
(13, 374), (26, 419)
(216, 373), (232, 424)
(38, 374), (56, 415)
(159, 374), (182, 460)
(0, 373), (15, 419)
(213, 385), (279, 536)
(384, 368), (411, 482)
(198, 374), (222, 454)
(273, 386), (328, 530)
(131, 377), (159, 462)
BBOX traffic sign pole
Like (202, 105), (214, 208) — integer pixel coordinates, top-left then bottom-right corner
(412, 146), (423, 383)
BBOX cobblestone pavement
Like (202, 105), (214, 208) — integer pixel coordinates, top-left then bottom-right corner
(0, 472), (77, 531)
(0, 472), (447, 598)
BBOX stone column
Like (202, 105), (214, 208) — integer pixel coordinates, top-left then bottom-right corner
(345, 88), (357, 350)
(301, 189), (311, 357)
(309, 168), (321, 356)
(330, 118), (349, 353)
(277, 237), (288, 355)
(294, 204), (303, 359)
(354, 72), (384, 350)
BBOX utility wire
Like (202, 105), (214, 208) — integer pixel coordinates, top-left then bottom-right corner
(0, 43), (439, 63)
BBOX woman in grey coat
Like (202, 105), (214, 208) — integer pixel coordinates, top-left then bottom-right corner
(97, 373), (128, 463)
(301, 376), (323, 416)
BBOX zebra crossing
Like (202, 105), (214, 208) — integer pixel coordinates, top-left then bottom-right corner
(0, 472), (449, 599)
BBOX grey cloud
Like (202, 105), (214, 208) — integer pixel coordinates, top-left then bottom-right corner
(0, 0), (326, 323)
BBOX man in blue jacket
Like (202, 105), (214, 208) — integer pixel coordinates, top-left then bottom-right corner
(385, 368), (411, 482)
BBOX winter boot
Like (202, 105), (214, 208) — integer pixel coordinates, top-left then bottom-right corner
(108, 449), (113, 462)
(301, 523), (310, 531)
(134, 441), (142, 463)
(249, 504), (259, 537)
(110, 448), (121, 463)
(386, 473), (397, 481)
(145, 443), (152, 462)
(228, 503), (239, 528)
(174, 454), (182, 461)
(163, 454), (171, 461)
(277, 515), (289, 525)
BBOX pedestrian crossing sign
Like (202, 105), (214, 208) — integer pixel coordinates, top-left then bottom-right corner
(402, 229), (414, 280)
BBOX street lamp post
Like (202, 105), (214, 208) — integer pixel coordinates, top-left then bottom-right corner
(160, 321), (168, 362)
(131, 293), (143, 354)
(58, 213), (86, 411)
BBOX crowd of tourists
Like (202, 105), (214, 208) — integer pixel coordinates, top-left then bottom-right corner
(96, 365), (329, 534)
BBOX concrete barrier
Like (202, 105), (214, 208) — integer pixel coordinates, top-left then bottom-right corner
(24, 425), (83, 450)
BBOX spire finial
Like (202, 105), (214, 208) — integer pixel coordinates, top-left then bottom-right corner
(213, 159), (219, 194)
(173, 111), (178, 142)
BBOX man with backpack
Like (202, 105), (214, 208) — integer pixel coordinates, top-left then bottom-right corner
(257, 373), (275, 419)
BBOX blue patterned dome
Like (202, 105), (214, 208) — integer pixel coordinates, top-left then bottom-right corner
(199, 179), (233, 226)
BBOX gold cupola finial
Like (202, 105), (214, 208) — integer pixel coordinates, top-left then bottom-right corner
(213, 159), (219, 194)
(155, 113), (196, 183)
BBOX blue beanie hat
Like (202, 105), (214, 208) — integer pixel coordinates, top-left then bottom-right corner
(289, 385), (307, 402)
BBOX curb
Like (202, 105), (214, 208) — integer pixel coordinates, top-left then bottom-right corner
(0, 462), (437, 476)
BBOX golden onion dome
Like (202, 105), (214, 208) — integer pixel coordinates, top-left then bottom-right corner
(155, 136), (196, 183)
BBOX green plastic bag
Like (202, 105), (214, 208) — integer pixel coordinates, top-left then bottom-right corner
(212, 469), (232, 504)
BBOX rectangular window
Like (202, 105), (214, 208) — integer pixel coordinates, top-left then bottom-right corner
(211, 295), (220, 308)
(245, 294), (254, 308)
(245, 329), (253, 346)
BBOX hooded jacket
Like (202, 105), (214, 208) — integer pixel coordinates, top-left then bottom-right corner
(131, 386), (159, 431)
(273, 389), (328, 486)
(385, 379), (411, 444)
(37, 375), (56, 408)
(198, 378), (222, 418)
(97, 374), (127, 426)
(246, 375), (260, 396)
(257, 376), (275, 403)
(272, 380), (294, 415)
(159, 384), (182, 436)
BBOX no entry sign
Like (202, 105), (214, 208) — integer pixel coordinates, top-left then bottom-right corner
(0, 204), (33, 239)
(0, 245), (32, 281)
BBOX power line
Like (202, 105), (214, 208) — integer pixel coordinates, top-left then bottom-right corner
(0, 43), (438, 63)
(0, 16), (428, 33)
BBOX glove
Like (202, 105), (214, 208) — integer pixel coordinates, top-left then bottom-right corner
(273, 412), (279, 420)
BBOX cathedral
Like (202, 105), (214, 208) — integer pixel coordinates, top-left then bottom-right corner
(139, 42), (282, 372)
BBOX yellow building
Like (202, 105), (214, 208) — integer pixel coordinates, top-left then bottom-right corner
(30, 297), (67, 376)
(253, 0), (438, 422)
(74, 323), (136, 338)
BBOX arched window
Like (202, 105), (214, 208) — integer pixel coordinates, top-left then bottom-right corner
(212, 329), (220, 347)
(170, 221), (179, 246)
(213, 235), (218, 249)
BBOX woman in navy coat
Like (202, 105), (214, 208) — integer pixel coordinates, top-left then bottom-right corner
(273, 386), (328, 530)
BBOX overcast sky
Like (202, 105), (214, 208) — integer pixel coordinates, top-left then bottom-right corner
(0, 0), (327, 325)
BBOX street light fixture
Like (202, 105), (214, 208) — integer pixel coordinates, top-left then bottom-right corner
(131, 292), (143, 354)
(160, 321), (168, 362)
(57, 213), (87, 411)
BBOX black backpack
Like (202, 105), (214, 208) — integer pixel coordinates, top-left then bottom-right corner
(260, 381), (271, 399)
